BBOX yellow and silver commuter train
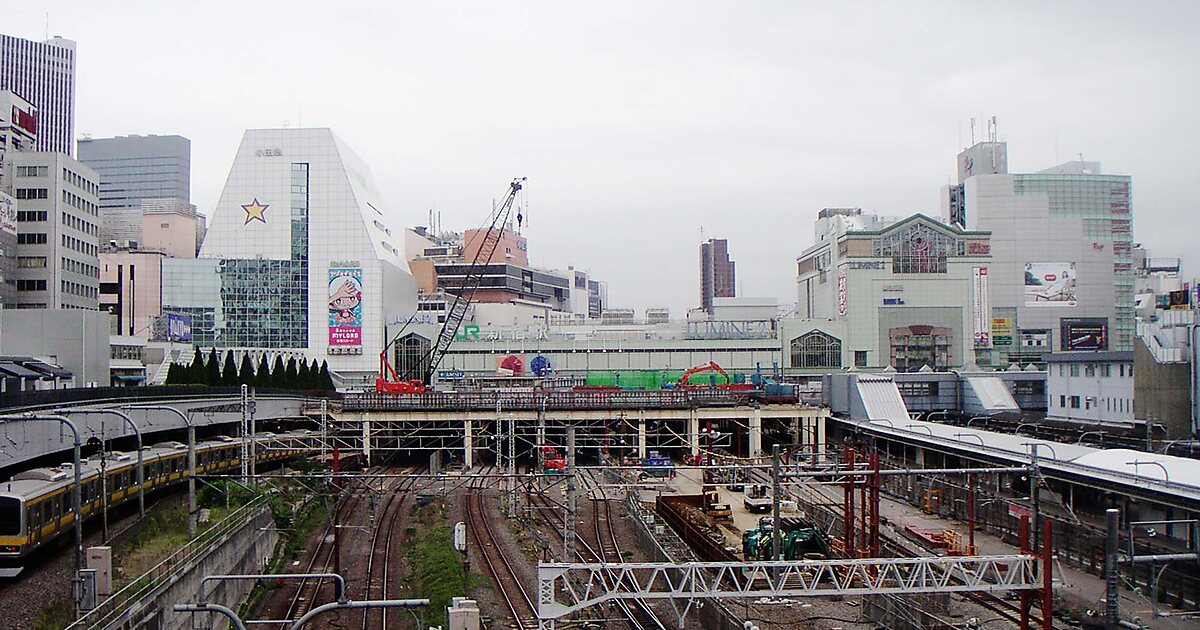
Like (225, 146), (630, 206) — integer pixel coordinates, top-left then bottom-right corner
(0, 430), (316, 575)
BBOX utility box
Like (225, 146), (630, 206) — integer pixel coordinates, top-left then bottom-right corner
(76, 569), (97, 610)
(453, 522), (466, 552)
(86, 546), (113, 596)
(447, 597), (480, 630)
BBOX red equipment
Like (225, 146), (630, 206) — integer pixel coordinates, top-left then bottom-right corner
(678, 361), (729, 388)
(375, 178), (526, 394)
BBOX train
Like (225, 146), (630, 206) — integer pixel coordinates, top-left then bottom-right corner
(0, 430), (317, 576)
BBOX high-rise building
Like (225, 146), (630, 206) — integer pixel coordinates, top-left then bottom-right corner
(161, 128), (415, 385)
(944, 141), (1134, 361)
(700, 238), (735, 312)
(77, 134), (191, 244)
(10, 151), (100, 309)
(0, 35), (76, 156)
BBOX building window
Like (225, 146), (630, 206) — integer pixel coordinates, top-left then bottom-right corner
(888, 325), (952, 372)
(395, 333), (431, 381)
(790, 331), (842, 368)
(1059, 394), (1066, 408)
(1069, 395), (1081, 409)
(1070, 364), (1080, 377)
(1013, 380), (1044, 396)
(1127, 364), (1133, 377)
(854, 350), (868, 367)
(16, 256), (47, 268)
(16, 210), (47, 222)
(872, 221), (961, 274)
(15, 188), (49, 200)
(1101, 364), (1111, 377)
(16, 279), (46, 291)
(1084, 364), (1095, 377)
(17, 233), (48, 244)
(1119, 364), (1125, 377)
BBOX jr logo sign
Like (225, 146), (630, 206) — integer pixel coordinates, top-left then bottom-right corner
(455, 325), (480, 340)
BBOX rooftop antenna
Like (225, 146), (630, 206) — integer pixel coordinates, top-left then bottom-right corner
(969, 118), (976, 145)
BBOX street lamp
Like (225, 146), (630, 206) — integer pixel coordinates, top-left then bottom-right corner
(1075, 430), (1106, 446)
(1023, 442), (1058, 460)
(1015, 423), (1037, 437)
(905, 424), (934, 436)
(121, 405), (197, 537)
(55, 409), (144, 519)
(0, 414), (83, 575)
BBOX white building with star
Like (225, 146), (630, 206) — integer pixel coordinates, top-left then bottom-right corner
(161, 128), (416, 386)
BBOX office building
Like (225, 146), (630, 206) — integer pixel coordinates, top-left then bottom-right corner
(10, 151), (100, 309)
(77, 134), (191, 244)
(161, 128), (416, 386)
(0, 34), (76, 155)
(796, 210), (993, 370)
(1044, 351), (1135, 425)
(0, 90), (38, 306)
(944, 141), (1134, 361)
(700, 238), (735, 312)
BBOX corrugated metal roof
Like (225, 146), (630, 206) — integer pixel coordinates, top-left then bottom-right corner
(964, 376), (1020, 414)
(855, 375), (911, 422)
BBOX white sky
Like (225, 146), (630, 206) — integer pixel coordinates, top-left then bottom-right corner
(10, 1), (1200, 316)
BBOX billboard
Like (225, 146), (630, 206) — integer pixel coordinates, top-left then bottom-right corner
(166, 313), (192, 342)
(496, 355), (524, 377)
(972, 267), (991, 346)
(328, 267), (363, 348)
(0, 191), (15, 236)
(992, 317), (1014, 346)
(1061, 318), (1108, 351)
(1024, 262), (1077, 306)
(837, 271), (847, 316)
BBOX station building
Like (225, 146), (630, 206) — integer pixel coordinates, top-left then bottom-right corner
(796, 209), (994, 371)
(161, 128), (416, 387)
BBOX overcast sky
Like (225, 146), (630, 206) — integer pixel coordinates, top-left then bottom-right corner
(11, 1), (1199, 315)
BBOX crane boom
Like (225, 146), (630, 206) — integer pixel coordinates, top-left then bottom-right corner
(376, 178), (526, 393)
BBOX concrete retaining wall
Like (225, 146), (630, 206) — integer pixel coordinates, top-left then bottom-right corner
(105, 506), (278, 630)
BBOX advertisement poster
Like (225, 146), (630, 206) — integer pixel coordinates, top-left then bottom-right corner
(328, 267), (363, 348)
(496, 355), (524, 377)
(1061, 318), (1108, 351)
(166, 313), (192, 342)
(1024, 262), (1077, 306)
(992, 317), (1014, 346)
(0, 191), (15, 236)
(837, 271), (847, 316)
(972, 267), (991, 346)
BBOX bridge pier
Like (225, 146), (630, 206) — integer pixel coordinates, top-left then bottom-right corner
(688, 410), (700, 457)
(464, 418), (474, 468)
(637, 412), (647, 459)
(749, 407), (763, 458)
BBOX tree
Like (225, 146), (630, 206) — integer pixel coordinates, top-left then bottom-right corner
(271, 356), (286, 389)
(206, 348), (221, 386)
(318, 360), (334, 390)
(165, 361), (182, 385)
(238, 354), (256, 385)
(187, 346), (204, 384)
(297, 359), (312, 389)
(284, 358), (299, 387)
(257, 355), (271, 388)
(221, 351), (238, 386)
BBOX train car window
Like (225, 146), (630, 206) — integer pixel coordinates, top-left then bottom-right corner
(0, 497), (21, 535)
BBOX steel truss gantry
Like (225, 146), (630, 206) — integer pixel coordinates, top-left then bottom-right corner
(536, 554), (1043, 629)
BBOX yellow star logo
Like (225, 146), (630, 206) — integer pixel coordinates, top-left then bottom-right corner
(242, 198), (269, 225)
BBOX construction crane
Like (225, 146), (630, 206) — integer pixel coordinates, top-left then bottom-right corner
(375, 177), (526, 394)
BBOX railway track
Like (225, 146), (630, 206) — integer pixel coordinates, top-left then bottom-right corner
(361, 468), (418, 630)
(527, 468), (666, 630)
(466, 467), (539, 629)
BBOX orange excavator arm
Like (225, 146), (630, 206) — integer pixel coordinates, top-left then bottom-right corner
(679, 361), (728, 387)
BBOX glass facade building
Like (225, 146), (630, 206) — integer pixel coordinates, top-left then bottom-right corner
(160, 128), (415, 384)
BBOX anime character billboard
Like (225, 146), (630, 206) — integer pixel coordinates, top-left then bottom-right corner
(328, 267), (363, 347)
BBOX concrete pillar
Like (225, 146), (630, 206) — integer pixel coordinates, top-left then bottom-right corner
(464, 418), (473, 468)
(688, 410), (700, 457)
(791, 417), (800, 445)
(816, 412), (826, 458)
(361, 414), (371, 463)
(637, 412), (647, 460)
(749, 407), (763, 458)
